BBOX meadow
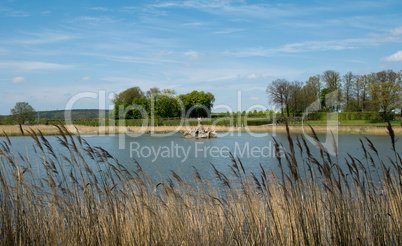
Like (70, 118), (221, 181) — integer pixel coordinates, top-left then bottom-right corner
(0, 123), (401, 245)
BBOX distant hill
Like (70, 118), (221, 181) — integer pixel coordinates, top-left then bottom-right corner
(36, 109), (111, 120)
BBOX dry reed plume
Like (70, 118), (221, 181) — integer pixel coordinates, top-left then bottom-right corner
(0, 123), (401, 245)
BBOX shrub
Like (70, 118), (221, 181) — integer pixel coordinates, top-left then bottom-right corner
(246, 118), (272, 126)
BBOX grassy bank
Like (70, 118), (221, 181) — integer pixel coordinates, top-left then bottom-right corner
(0, 123), (401, 136)
(300, 119), (402, 127)
(0, 124), (401, 245)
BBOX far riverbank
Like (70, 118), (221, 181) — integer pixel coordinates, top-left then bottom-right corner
(0, 124), (400, 137)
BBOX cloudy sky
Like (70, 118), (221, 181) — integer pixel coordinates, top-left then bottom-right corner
(1, 0), (402, 115)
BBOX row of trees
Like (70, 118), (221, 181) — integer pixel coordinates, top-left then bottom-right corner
(266, 69), (402, 121)
(112, 87), (215, 119)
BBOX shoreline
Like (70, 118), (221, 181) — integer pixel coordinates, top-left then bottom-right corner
(0, 124), (400, 137)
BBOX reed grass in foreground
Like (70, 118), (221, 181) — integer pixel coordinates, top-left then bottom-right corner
(0, 123), (401, 245)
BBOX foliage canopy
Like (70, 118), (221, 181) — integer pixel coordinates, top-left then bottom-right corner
(10, 102), (36, 124)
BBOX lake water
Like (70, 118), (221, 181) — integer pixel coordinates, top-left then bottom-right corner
(0, 132), (400, 183)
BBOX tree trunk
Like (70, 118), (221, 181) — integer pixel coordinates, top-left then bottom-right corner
(383, 108), (388, 122)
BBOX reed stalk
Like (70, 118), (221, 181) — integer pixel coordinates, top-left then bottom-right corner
(0, 123), (400, 245)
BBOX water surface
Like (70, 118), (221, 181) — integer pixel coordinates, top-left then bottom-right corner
(1, 131), (399, 184)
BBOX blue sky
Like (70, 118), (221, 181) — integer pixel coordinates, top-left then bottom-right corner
(1, 0), (402, 115)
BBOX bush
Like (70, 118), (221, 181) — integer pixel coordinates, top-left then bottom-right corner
(246, 118), (272, 126)
(338, 112), (395, 122)
(306, 112), (327, 121)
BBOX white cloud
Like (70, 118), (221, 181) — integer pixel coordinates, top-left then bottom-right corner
(182, 22), (212, 26)
(107, 55), (179, 64)
(382, 51), (402, 61)
(244, 73), (260, 79)
(204, 74), (238, 82)
(152, 50), (173, 56)
(67, 16), (120, 24)
(369, 26), (402, 42)
(184, 51), (203, 59)
(249, 97), (259, 101)
(90, 7), (110, 11)
(4, 31), (78, 45)
(0, 7), (29, 17)
(229, 38), (378, 57)
(243, 86), (266, 91)
(213, 28), (243, 34)
(78, 76), (91, 82)
(11, 76), (26, 83)
(390, 26), (402, 36)
(150, 1), (298, 19)
(101, 77), (158, 88)
(0, 61), (73, 71)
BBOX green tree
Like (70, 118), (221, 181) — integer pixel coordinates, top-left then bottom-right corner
(155, 95), (180, 118)
(353, 74), (373, 112)
(112, 87), (144, 105)
(10, 102), (36, 124)
(113, 87), (145, 119)
(178, 91), (215, 118)
(146, 87), (161, 99)
(352, 75), (363, 112)
(305, 75), (321, 100)
(397, 71), (402, 115)
(301, 76), (321, 114)
(131, 97), (150, 119)
(370, 70), (401, 121)
(266, 79), (291, 117)
(342, 71), (354, 112)
(320, 88), (330, 109)
(289, 81), (303, 117)
(322, 70), (342, 112)
(161, 89), (176, 97)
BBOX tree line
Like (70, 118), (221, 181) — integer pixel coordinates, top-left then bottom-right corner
(266, 69), (402, 121)
(1, 89), (215, 125)
(4, 69), (401, 125)
(112, 87), (215, 119)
